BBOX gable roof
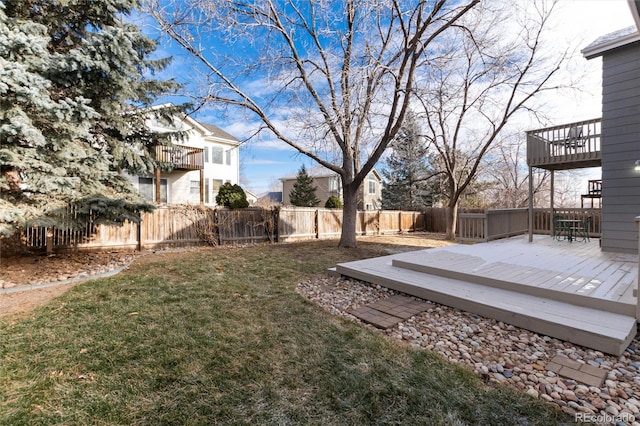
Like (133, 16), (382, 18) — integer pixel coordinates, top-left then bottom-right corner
(199, 122), (241, 145)
(582, 25), (640, 59)
(183, 117), (240, 146)
(280, 165), (338, 181)
(582, 0), (640, 59)
(258, 191), (283, 203)
(147, 103), (241, 146)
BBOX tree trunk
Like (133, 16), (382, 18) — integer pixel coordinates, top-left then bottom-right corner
(445, 200), (459, 240)
(339, 184), (359, 248)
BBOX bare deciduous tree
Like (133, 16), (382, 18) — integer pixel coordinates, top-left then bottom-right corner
(483, 135), (550, 209)
(145, 0), (478, 247)
(415, 1), (566, 239)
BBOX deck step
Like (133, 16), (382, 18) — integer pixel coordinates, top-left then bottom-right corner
(336, 256), (637, 356)
(389, 249), (637, 317)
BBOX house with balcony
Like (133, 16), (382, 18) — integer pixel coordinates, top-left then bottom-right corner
(333, 2), (640, 356)
(280, 166), (382, 210)
(527, 1), (640, 255)
(126, 107), (241, 206)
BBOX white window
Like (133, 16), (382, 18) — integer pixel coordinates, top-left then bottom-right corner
(368, 174), (376, 194)
(211, 146), (223, 164)
(329, 176), (340, 193)
(190, 180), (200, 196)
(212, 179), (223, 191)
(225, 150), (231, 165)
(204, 146), (209, 163)
(139, 177), (167, 203)
(204, 179), (210, 204)
(365, 203), (373, 211)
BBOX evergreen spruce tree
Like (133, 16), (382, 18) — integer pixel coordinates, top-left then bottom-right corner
(0, 0), (181, 236)
(381, 115), (434, 210)
(289, 166), (320, 207)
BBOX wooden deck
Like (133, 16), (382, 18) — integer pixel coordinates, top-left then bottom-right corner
(336, 235), (638, 355)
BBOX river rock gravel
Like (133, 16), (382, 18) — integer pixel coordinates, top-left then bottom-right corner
(298, 274), (640, 426)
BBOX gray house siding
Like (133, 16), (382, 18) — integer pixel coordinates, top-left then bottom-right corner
(600, 43), (640, 254)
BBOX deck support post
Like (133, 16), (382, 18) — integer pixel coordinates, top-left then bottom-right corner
(550, 170), (555, 238)
(155, 168), (161, 204)
(200, 169), (204, 206)
(528, 166), (533, 242)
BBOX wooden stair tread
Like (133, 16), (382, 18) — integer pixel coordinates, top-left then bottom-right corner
(336, 257), (636, 355)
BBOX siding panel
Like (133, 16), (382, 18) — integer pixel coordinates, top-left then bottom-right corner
(600, 43), (640, 254)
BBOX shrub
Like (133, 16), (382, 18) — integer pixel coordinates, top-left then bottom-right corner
(216, 183), (249, 209)
(325, 195), (342, 209)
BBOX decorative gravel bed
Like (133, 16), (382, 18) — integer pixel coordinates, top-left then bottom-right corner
(298, 274), (640, 426)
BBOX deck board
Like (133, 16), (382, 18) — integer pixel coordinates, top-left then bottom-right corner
(335, 235), (638, 355)
(390, 235), (636, 313)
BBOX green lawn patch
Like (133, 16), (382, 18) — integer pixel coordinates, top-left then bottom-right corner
(0, 241), (575, 425)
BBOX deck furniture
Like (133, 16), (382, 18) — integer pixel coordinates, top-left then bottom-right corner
(564, 126), (589, 151)
(553, 215), (568, 240)
(581, 179), (602, 208)
(556, 218), (582, 242)
(573, 217), (592, 242)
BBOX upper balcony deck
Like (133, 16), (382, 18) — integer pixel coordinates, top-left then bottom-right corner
(527, 118), (601, 170)
(154, 144), (204, 171)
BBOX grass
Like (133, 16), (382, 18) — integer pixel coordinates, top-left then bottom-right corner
(0, 240), (576, 425)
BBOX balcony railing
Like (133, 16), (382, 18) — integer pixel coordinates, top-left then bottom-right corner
(458, 207), (601, 243)
(154, 144), (204, 170)
(527, 118), (602, 170)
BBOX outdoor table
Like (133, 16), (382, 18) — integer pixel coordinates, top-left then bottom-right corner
(556, 219), (582, 242)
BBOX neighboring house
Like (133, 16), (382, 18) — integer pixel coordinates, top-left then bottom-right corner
(126, 106), (241, 206)
(244, 190), (258, 205)
(526, 1), (640, 254)
(280, 166), (382, 210)
(256, 191), (284, 206)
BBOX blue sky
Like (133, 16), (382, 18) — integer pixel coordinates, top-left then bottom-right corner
(137, 0), (635, 196)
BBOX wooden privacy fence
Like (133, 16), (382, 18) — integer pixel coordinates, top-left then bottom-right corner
(17, 205), (603, 253)
(277, 208), (427, 242)
(458, 208), (602, 242)
(20, 206), (432, 253)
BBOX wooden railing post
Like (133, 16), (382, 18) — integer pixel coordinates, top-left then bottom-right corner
(484, 212), (489, 241)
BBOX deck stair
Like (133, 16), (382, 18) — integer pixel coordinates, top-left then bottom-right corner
(335, 237), (638, 356)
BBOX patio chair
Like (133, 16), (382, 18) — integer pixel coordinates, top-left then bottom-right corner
(564, 126), (589, 151)
(553, 215), (568, 240)
(573, 216), (592, 242)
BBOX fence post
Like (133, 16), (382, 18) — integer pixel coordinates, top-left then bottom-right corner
(314, 209), (319, 239)
(45, 227), (54, 255)
(136, 219), (142, 252)
(272, 207), (279, 243)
